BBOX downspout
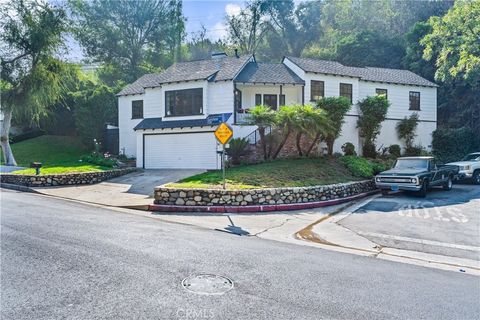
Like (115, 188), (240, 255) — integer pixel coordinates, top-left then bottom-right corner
(302, 85), (305, 105)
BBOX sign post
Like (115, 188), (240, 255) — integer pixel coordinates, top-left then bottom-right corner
(214, 122), (233, 190)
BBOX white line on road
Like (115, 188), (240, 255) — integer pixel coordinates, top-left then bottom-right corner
(357, 231), (480, 252)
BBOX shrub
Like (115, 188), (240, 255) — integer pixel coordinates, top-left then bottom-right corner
(316, 97), (352, 155)
(80, 152), (117, 167)
(388, 144), (401, 158)
(341, 142), (356, 155)
(404, 144), (424, 156)
(226, 138), (250, 165)
(432, 127), (478, 163)
(340, 156), (374, 178)
(357, 96), (389, 158)
(396, 113), (419, 150)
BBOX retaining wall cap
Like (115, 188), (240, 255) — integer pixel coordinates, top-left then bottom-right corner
(154, 179), (373, 192)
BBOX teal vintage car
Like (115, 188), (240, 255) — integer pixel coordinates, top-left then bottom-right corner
(375, 156), (459, 197)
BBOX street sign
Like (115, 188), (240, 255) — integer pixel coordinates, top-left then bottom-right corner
(214, 122), (233, 190)
(214, 122), (233, 145)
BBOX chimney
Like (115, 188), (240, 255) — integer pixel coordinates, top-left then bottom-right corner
(211, 52), (228, 59)
(234, 48), (239, 58)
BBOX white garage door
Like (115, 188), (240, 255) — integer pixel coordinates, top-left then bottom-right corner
(144, 132), (219, 169)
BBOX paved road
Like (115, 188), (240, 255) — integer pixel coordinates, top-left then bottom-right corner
(1, 190), (479, 320)
(339, 184), (480, 260)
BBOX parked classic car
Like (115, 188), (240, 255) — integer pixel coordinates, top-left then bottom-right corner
(375, 156), (459, 197)
(446, 152), (480, 184)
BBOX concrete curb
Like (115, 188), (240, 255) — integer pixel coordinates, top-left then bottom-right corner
(0, 183), (39, 193)
(148, 190), (379, 213)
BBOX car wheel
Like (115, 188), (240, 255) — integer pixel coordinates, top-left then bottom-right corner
(381, 189), (389, 196)
(473, 170), (480, 185)
(443, 176), (453, 191)
(418, 180), (428, 198)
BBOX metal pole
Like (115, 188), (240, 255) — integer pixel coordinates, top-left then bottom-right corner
(222, 144), (226, 190)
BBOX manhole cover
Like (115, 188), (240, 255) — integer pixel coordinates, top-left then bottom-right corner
(181, 274), (234, 295)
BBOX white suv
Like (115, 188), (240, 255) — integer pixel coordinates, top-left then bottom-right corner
(447, 152), (480, 184)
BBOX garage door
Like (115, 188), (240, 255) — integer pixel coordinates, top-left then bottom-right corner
(144, 132), (219, 169)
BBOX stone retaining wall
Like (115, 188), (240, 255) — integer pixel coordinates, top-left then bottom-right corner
(154, 180), (376, 206)
(0, 168), (137, 187)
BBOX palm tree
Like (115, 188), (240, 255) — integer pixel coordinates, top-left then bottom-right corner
(247, 105), (276, 160)
(272, 105), (298, 159)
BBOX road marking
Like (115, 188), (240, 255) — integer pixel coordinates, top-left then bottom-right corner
(356, 231), (480, 252)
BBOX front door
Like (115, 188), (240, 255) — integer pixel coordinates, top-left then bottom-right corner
(263, 94), (278, 110)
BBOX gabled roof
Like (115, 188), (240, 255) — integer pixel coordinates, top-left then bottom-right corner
(134, 113), (232, 130)
(284, 56), (437, 87)
(234, 62), (305, 85)
(118, 55), (253, 96)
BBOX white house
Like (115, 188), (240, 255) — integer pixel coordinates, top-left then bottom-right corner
(117, 53), (437, 169)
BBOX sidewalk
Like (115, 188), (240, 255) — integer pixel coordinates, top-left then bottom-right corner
(31, 169), (203, 210)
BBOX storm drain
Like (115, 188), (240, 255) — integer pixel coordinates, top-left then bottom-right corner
(181, 274), (234, 295)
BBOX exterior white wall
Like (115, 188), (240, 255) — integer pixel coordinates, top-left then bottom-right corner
(118, 94), (144, 157)
(209, 81), (234, 114)
(358, 81), (437, 122)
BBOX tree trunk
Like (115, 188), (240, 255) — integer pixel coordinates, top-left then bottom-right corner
(259, 127), (267, 160)
(326, 136), (334, 156)
(272, 129), (291, 159)
(1, 109), (17, 166)
(296, 132), (303, 156)
(305, 133), (321, 157)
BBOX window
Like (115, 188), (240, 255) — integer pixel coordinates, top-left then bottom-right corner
(280, 94), (286, 106)
(165, 88), (203, 117)
(375, 88), (388, 99)
(263, 94), (278, 110)
(340, 83), (353, 103)
(234, 88), (242, 111)
(409, 91), (420, 110)
(132, 100), (143, 119)
(255, 94), (262, 106)
(311, 80), (324, 101)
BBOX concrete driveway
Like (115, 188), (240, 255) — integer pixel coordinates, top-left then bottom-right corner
(32, 169), (203, 209)
(338, 183), (480, 260)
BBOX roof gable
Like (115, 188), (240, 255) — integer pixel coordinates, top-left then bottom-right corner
(234, 62), (305, 85)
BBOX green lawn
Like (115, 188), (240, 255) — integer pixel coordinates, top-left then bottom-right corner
(1, 135), (110, 174)
(167, 158), (363, 189)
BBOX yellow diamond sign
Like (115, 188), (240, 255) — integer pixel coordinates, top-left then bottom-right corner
(214, 122), (233, 145)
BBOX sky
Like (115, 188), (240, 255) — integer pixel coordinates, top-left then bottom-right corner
(183, 0), (244, 40)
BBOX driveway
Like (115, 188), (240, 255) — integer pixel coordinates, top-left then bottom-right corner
(338, 183), (480, 260)
(32, 169), (203, 209)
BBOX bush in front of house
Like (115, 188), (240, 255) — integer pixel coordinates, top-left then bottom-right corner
(340, 156), (375, 178)
(396, 113), (419, 153)
(432, 127), (478, 163)
(341, 142), (356, 156)
(81, 152), (117, 168)
(357, 96), (390, 158)
(226, 138), (250, 165)
(388, 144), (401, 158)
(404, 144), (425, 156)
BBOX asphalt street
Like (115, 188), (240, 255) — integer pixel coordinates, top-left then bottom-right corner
(1, 190), (479, 320)
(339, 184), (480, 260)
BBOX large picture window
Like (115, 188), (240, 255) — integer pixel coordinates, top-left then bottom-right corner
(409, 91), (420, 110)
(132, 100), (143, 119)
(311, 80), (324, 101)
(165, 88), (203, 117)
(339, 83), (353, 103)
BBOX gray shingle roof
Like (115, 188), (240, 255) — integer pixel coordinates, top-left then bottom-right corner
(285, 56), (437, 87)
(134, 113), (232, 130)
(118, 55), (252, 96)
(234, 62), (305, 85)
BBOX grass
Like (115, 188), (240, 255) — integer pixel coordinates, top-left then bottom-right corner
(0, 135), (110, 175)
(167, 157), (363, 189)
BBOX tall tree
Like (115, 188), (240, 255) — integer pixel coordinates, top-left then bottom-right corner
(1, 0), (73, 165)
(226, 1), (269, 54)
(69, 0), (185, 83)
(422, 0), (480, 87)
